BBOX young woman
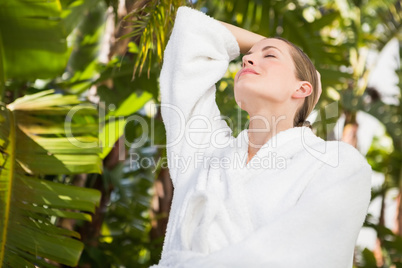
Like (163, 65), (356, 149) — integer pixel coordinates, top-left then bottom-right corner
(154, 6), (371, 268)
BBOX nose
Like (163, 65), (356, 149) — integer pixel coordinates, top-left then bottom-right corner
(242, 55), (254, 67)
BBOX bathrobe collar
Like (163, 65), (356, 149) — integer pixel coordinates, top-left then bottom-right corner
(236, 126), (318, 162)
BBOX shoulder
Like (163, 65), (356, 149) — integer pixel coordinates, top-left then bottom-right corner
(294, 130), (372, 209)
(328, 140), (371, 173)
(310, 140), (372, 197)
(298, 131), (372, 185)
(300, 130), (371, 173)
(300, 139), (372, 207)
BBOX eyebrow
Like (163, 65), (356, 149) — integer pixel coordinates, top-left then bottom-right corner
(245, 45), (283, 55)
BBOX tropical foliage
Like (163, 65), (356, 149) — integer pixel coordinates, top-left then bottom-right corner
(0, 0), (102, 267)
(0, 0), (401, 267)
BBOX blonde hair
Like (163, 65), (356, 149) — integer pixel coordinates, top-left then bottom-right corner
(274, 37), (319, 128)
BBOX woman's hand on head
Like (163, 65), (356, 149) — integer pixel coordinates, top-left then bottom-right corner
(219, 21), (265, 54)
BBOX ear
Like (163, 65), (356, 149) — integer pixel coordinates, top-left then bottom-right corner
(292, 81), (312, 99)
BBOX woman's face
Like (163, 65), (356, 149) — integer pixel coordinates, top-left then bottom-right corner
(234, 38), (301, 114)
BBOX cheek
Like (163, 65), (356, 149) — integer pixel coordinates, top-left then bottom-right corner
(268, 66), (288, 80)
(267, 67), (298, 89)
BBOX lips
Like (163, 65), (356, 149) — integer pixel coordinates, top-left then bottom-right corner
(238, 68), (259, 77)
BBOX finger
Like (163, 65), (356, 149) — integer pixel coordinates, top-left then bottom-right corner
(315, 70), (322, 105)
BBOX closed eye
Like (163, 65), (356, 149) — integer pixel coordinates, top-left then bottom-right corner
(264, 54), (276, 58)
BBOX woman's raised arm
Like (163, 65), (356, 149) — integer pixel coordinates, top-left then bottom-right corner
(219, 22), (265, 54)
(160, 7), (241, 187)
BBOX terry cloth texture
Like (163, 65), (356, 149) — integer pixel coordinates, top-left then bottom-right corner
(153, 6), (372, 268)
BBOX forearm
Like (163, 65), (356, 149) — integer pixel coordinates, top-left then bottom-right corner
(219, 21), (265, 54)
(160, 7), (239, 186)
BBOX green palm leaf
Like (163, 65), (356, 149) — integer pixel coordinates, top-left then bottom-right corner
(123, 0), (190, 77)
(0, 90), (101, 267)
(0, 0), (69, 81)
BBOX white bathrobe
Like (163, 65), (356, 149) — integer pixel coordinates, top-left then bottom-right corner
(156, 6), (372, 268)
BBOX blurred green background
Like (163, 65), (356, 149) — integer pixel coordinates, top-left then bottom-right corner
(0, 0), (401, 267)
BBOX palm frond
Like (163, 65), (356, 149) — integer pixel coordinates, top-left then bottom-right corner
(0, 0), (69, 83)
(123, 0), (189, 77)
(0, 90), (102, 267)
(376, 0), (402, 49)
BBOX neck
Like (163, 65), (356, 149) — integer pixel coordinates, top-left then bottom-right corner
(246, 110), (294, 163)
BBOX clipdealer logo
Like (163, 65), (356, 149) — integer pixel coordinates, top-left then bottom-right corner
(64, 101), (341, 168)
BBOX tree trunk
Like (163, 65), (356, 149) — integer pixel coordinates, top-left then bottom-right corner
(150, 166), (173, 240)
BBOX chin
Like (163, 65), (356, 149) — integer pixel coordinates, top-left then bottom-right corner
(234, 94), (243, 109)
(234, 95), (249, 112)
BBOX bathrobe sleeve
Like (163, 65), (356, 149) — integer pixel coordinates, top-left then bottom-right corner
(178, 143), (372, 268)
(159, 7), (240, 187)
